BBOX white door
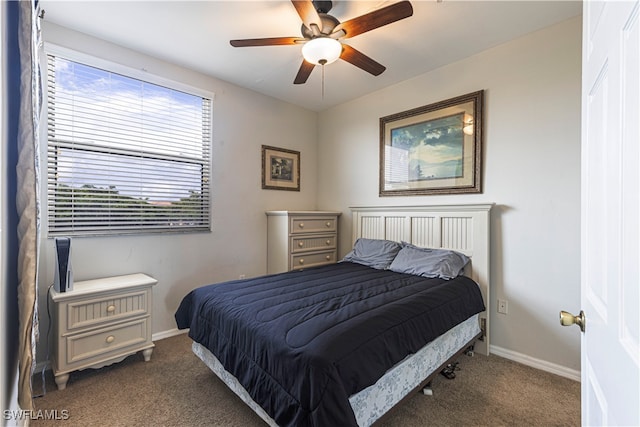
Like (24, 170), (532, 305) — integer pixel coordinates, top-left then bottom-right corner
(580, 0), (640, 425)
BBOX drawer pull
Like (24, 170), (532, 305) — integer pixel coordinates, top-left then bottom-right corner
(298, 242), (304, 247)
(299, 223), (304, 228)
(326, 222), (331, 227)
(326, 240), (331, 245)
(106, 305), (116, 313)
(299, 259), (304, 265)
(105, 335), (115, 344)
(326, 255), (331, 260)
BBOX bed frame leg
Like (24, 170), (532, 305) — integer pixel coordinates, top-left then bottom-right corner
(464, 344), (475, 357)
(422, 381), (433, 396)
(420, 339), (479, 399)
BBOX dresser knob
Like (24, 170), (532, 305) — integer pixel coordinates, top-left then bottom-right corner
(107, 305), (116, 313)
(298, 242), (304, 247)
(299, 259), (304, 264)
(299, 223), (304, 228)
(326, 240), (331, 245)
(326, 222), (331, 227)
(105, 335), (115, 344)
(326, 255), (331, 260)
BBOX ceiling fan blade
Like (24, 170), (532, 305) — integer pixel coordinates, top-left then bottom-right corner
(294, 60), (316, 84)
(291, 0), (322, 31)
(335, 1), (414, 39)
(340, 44), (386, 76)
(230, 37), (302, 47)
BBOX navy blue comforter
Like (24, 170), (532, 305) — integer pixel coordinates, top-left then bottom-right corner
(175, 262), (484, 427)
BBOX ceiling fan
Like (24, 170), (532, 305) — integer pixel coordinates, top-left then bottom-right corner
(230, 0), (414, 85)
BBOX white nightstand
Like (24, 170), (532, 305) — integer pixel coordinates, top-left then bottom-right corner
(49, 273), (157, 390)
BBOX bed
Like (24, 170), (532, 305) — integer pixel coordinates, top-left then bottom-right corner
(175, 204), (492, 426)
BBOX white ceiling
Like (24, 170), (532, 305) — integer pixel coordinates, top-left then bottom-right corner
(39, 0), (582, 111)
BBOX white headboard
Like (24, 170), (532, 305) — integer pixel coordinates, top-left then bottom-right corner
(350, 204), (493, 355)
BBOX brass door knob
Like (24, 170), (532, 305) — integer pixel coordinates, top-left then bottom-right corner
(560, 310), (585, 332)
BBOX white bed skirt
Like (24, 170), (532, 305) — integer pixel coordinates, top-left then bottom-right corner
(192, 314), (480, 427)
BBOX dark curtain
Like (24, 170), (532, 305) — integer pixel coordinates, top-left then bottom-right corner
(2, 0), (23, 414)
(2, 0), (42, 412)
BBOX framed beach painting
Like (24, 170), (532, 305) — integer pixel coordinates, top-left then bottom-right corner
(379, 90), (484, 196)
(262, 145), (300, 191)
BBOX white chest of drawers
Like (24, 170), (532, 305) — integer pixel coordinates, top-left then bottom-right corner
(49, 273), (157, 390)
(266, 211), (341, 274)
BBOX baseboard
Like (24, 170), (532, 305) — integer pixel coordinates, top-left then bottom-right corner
(490, 344), (580, 382)
(152, 328), (188, 341)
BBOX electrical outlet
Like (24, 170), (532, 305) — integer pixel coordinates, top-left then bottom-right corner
(239, 274), (246, 279)
(497, 299), (508, 314)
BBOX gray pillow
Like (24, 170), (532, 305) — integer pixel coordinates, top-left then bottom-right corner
(341, 238), (402, 270)
(388, 243), (470, 279)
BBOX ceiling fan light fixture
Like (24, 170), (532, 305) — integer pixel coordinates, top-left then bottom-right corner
(302, 37), (342, 65)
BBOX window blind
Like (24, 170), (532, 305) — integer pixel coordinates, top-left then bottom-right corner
(46, 55), (211, 236)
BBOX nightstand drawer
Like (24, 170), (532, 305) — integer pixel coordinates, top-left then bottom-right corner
(66, 289), (149, 330)
(290, 234), (336, 253)
(290, 216), (337, 234)
(291, 250), (337, 270)
(66, 317), (149, 365)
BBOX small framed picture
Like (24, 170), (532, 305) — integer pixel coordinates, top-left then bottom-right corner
(380, 90), (484, 196)
(262, 145), (300, 191)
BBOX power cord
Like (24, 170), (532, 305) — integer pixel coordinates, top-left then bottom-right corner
(33, 284), (53, 399)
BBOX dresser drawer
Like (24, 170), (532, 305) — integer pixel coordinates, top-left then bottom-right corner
(65, 317), (149, 365)
(267, 211), (341, 274)
(290, 216), (337, 234)
(290, 234), (336, 253)
(65, 289), (150, 331)
(291, 250), (337, 270)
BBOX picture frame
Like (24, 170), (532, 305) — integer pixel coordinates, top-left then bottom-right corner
(379, 90), (484, 196)
(262, 145), (300, 191)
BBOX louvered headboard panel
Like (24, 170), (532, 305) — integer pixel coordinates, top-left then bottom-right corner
(351, 204), (493, 355)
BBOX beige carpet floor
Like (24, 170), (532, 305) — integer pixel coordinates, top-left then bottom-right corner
(31, 333), (580, 427)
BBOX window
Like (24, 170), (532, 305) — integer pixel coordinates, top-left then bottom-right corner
(46, 54), (212, 236)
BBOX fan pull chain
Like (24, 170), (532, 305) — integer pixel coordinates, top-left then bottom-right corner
(319, 59), (327, 100)
(321, 64), (325, 99)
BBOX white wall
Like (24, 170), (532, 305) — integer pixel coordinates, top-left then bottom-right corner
(36, 23), (318, 362)
(317, 17), (582, 373)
